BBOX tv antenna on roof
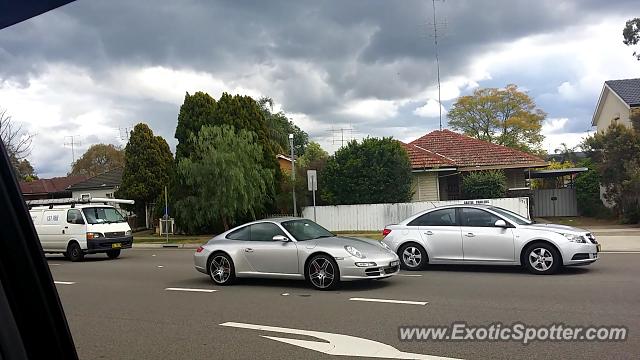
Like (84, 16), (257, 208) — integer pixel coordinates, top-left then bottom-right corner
(64, 135), (82, 164)
(429, 0), (446, 131)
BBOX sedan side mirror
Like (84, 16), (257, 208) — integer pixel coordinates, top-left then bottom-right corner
(273, 235), (289, 242)
(494, 220), (508, 228)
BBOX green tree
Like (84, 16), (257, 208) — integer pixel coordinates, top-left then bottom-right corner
(298, 141), (329, 169)
(116, 124), (174, 226)
(623, 18), (640, 61)
(583, 123), (640, 221)
(461, 170), (507, 199)
(15, 158), (37, 181)
(258, 97), (309, 156)
(575, 158), (609, 217)
(175, 125), (274, 232)
(447, 84), (546, 154)
(69, 144), (124, 177)
(321, 137), (412, 205)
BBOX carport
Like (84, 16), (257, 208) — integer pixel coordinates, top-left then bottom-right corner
(528, 167), (589, 217)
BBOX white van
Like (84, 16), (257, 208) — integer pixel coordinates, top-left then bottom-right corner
(28, 198), (134, 261)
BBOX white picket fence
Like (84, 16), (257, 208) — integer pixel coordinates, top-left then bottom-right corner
(301, 197), (530, 232)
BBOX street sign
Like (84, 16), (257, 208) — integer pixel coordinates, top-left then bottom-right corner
(307, 170), (317, 191)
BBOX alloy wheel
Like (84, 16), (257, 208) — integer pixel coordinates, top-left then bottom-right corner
(528, 247), (553, 272)
(402, 246), (422, 268)
(308, 257), (336, 289)
(210, 255), (232, 284)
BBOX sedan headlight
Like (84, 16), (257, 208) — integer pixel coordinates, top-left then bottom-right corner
(344, 245), (364, 258)
(563, 233), (586, 243)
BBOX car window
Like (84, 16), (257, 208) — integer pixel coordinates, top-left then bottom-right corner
(460, 208), (502, 227)
(408, 208), (457, 226)
(249, 222), (286, 241)
(66, 209), (84, 224)
(226, 226), (250, 240)
(281, 219), (334, 241)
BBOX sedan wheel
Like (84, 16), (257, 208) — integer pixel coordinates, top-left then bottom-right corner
(399, 243), (426, 270)
(208, 254), (236, 285)
(307, 255), (339, 290)
(524, 244), (560, 275)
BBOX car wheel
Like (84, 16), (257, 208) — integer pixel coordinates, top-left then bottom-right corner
(106, 249), (121, 259)
(66, 242), (84, 262)
(398, 243), (427, 271)
(208, 253), (236, 285)
(306, 255), (340, 290)
(524, 243), (560, 275)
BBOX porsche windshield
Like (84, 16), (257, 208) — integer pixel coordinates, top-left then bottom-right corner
(281, 219), (334, 241)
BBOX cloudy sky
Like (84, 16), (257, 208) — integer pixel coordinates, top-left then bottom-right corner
(1, 0), (639, 178)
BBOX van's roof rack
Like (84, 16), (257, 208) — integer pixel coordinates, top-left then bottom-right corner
(26, 196), (135, 209)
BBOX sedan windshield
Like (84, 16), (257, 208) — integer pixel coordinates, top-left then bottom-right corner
(82, 207), (126, 224)
(489, 206), (533, 225)
(281, 219), (334, 241)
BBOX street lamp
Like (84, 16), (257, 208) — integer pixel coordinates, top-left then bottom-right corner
(289, 133), (297, 217)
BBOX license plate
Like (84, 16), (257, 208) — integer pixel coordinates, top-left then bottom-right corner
(112, 243), (122, 249)
(390, 260), (399, 267)
(597, 244), (601, 252)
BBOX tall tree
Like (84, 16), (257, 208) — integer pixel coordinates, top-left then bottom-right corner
(116, 124), (174, 226)
(321, 137), (413, 205)
(258, 97), (309, 156)
(583, 123), (640, 221)
(297, 141), (329, 169)
(0, 108), (35, 178)
(447, 84), (546, 154)
(174, 92), (217, 160)
(69, 144), (124, 177)
(623, 18), (640, 61)
(175, 125), (274, 232)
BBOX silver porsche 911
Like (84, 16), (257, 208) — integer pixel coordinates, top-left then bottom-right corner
(193, 218), (400, 290)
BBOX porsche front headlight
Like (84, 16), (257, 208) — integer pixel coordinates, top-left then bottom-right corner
(344, 245), (364, 258)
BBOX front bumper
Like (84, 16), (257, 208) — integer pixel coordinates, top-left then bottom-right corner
(562, 242), (599, 266)
(338, 254), (400, 281)
(86, 235), (133, 253)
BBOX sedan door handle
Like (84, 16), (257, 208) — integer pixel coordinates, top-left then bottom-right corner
(424, 231), (433, 235)
(465, 233), (475, 237)
(244, 248), (254, 253)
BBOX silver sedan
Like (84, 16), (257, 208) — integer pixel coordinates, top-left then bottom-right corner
(194, 218), (400, 290)
(382, 204), (600, 275)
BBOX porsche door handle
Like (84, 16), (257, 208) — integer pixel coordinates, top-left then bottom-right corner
(244, 248), (254, 253)
(424, 231), (433, 235)
(465, 233), (475, 237)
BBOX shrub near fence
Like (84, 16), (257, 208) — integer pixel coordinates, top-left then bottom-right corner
(302, 197), (530, 232)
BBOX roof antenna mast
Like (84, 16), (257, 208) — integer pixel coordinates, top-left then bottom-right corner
(430, 0), (445, 130)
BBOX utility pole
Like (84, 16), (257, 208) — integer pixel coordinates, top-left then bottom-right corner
(289, 133), (297, 217)
(64, 135), (81, 164)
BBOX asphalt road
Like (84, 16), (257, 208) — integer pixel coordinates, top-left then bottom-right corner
(47, 250), (640, 360)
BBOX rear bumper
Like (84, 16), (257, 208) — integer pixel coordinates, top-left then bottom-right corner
(86, 236), (133, 253)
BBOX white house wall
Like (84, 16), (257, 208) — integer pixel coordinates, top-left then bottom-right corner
(596, 89), (632, 132)
(411, 172), (439, 202)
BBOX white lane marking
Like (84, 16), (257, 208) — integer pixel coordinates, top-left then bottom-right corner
(281, 293), (290, 296)
(220, 322), (458, 359)
(349, 297), (428, 306)
(398, 274), (423, 277)
(157, 265), (164, 268)
(165, 287), (217, 293)
(152, 254), (157, 257)
(48, 263), (62, 266)
(54, 281), (76, 285)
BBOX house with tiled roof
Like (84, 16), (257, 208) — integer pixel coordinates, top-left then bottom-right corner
(67, 167), (124, 204)
(592, 78), (640, 132)
(403, 129), (547, 201)
(20, 175), (89, 200)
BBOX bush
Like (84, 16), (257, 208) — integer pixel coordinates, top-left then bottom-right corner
(575, 159), (610, 218)
(462, 170), (507, 199)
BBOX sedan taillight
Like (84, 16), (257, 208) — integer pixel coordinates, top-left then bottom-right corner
(195, 246), (204, 253)
(382, 228), (392, 237)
